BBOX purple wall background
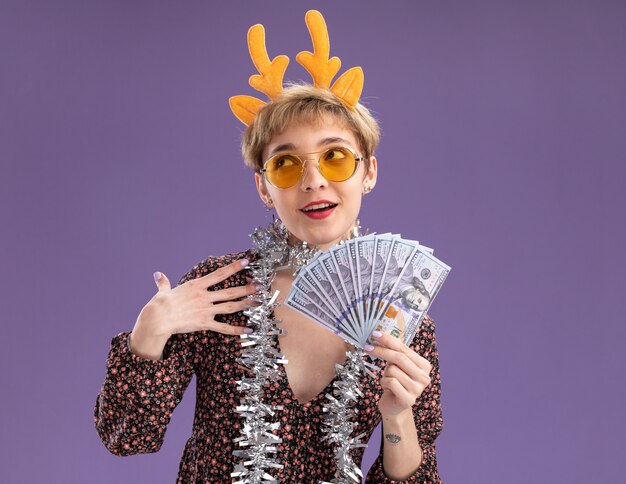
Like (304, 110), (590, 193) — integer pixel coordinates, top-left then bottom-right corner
(1, 0), (625, 482)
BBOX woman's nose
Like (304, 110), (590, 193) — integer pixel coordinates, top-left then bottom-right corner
(299, 158), (328, 191)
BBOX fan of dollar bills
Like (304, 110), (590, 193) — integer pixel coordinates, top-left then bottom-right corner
(285, 234), (451, 349)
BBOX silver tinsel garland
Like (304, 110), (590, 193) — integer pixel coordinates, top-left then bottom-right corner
(320, 349), (380, 483)
(231, 219), (317, 483)
(232, 218), (374, 484)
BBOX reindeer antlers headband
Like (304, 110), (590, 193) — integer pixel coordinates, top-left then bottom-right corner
(229, 10), (364, 126)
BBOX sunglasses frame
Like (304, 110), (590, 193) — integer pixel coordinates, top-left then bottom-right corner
(259, 146), (365, 189)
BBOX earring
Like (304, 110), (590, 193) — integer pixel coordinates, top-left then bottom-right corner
(362, 186), (372, 194)
(264, 198), (274, 210)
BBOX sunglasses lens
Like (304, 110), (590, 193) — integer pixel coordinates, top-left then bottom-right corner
(263, 148), (359, 188)
(265, 154), (303, 188)
(319, 148), (357, 182)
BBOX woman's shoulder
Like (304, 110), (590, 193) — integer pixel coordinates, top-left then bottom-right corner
(177, 248), (257, 286)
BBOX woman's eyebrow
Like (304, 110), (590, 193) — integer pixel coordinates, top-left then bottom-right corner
(269, 137), (351, 157)
(318, 136), (350, 147)
(269, 143), (297, 157)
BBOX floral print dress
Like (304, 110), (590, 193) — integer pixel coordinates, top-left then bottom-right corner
(94, 250), (443, 483)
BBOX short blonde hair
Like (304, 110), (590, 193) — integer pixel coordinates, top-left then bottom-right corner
(241, 83), (381, 172)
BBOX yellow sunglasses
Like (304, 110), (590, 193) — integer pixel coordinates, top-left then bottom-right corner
(260, 146), (364, 189)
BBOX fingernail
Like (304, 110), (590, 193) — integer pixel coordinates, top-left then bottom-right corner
(240, 258), (249, 267)
(364, 344), (375, 351)
(244, 328), (253, 334)
(254, 283), (263, 291)
(372, 330), (383, 338)
(153, 271), (162, 282)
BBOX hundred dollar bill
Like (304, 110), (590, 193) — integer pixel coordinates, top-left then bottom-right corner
(368, 238), (418, 340)
(367, 237), (411, 340)
(293, 268), (343, 323)
(416, 243), (434, 255)
(284, 289), (337, 332)
(285, 290), (362, 348)
(296, 261), (362, 342)
(371, 246), (450, 345)
(287, 233), (451, 349)
(351, 234), (379, 332)
(357, 236), (429, 331)
(309, 255), (361, 338)
(366, 234), (397, 327)
(331, 241), (363, 339)
(304, 262), (343, 316)
(318, 252), (360, 334)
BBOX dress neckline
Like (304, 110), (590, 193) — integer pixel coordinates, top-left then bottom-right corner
(269, 308), (350, 407)
(278, 360), (340, 407)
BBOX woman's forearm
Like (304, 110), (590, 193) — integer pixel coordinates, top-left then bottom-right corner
(380, 408), (423, 481)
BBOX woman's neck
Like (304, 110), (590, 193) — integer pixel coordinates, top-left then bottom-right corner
(286, 224), (359, 252)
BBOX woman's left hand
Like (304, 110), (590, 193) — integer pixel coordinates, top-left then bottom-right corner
(365, 331), (433, 418)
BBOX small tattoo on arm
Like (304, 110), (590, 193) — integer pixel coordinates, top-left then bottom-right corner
(385, 433), (401, 444)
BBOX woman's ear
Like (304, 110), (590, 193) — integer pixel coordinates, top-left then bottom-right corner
(255, 172), (272, 206)
(363, 156), (378, 191)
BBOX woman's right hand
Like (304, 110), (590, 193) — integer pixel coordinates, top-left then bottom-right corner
(129, 258), (258, 359)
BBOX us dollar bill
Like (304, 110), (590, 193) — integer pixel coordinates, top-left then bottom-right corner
(285, 233), (451, 348)
(371, 245), (450, 345)
(285, 290), (362, 347)
(294, 268), (343, 322)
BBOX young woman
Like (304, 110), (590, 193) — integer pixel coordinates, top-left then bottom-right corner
(94, 12), (443, 484)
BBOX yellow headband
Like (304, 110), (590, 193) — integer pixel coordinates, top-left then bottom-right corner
(229, 10), (364, 126)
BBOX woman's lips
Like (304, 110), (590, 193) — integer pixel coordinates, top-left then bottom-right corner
(300, 204), (337, 219)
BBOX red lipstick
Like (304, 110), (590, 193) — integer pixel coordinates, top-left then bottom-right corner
(300, 199), (338, 219)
